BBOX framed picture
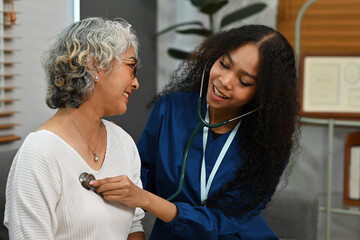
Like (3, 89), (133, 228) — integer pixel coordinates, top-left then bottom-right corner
(344, 131), (360, 206)
(299, 53), (360, 119)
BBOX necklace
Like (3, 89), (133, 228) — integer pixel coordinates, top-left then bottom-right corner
(64, 108), (101, 162)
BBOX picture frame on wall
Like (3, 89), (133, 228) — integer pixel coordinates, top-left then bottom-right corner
(299, 53), (360, 119)
(344, 131), (360, 206)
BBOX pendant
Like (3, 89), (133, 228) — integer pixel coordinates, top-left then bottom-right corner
(94, 151), (99, 162)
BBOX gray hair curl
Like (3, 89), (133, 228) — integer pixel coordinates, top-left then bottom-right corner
(41, 17), (139, 109)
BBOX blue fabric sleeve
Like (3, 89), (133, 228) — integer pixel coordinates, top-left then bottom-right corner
(138, 97), (163, 191)
(162, 202), (277, 240)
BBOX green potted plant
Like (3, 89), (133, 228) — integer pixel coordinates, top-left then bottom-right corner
(157, 0), (267, 59)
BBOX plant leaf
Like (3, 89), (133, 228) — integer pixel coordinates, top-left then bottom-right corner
(190, 0), (207, 8)
(168, 48), (190, 60)
(157, 21), (204, 36)
(176, 28), (212, 36)
(220, 3), (267, 28)
(200, 1), (228, 15)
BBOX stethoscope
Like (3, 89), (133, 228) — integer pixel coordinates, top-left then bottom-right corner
(79, 64), (260, 199)
(166, 63), (261, 201)
(79, 172), (96, 191)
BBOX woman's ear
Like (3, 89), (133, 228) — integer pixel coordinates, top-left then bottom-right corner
(87, 57), (100, 80)
(94, 69), (106, 82)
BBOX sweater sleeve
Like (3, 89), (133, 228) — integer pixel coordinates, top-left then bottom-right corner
(4, 140), (62, 240)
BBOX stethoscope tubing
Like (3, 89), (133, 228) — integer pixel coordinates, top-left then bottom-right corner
(166, 96), (232, 201)
(166, 121), (204, 201)
(166, 96), (231, 201)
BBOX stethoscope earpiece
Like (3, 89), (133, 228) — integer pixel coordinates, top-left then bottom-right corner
(79, 172), (96, 191)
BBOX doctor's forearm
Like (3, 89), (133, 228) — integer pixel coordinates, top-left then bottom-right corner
(127, 231), (144, 240)
(141, 190), (178, 223)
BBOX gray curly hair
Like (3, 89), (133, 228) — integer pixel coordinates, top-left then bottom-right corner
(41, 17), (139, 109)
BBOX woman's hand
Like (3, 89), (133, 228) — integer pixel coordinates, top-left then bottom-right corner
(89, 175), (149, 208)
(90, 175), (178, 223)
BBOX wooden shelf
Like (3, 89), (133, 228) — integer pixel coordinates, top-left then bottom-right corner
(0, 11), (20, 14)
(0, 86), (19, 91)
(0, 0), (21, 143)
(0, 98), (19, 103)
(0, 111), (19, 117)
(0, 73), (21, 78)
(3, 24), (20, 27)
(0, 61), (21, 65)
(0, 134), (21, 143)
(277, 0), (360, 56)
(0, 49), (21, 53)
(1, 36), (21, 40)
(0, 123), (19, 129)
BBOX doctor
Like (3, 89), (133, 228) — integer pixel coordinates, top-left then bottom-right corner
(91, 24), (299, 239)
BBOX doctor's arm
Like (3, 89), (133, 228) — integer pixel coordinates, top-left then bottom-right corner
(91, 177), (277, 239)
(91, 175), (178, 223)
(127, 231), (145, 240)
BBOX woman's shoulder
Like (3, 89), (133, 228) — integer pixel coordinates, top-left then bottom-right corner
(13, 131), (63, 170)
(101, 120), (139, 161)
(21, 130), (61, 150)
(102, 119), (126, 134)
(158, 91), (199, 107)
(102, 119), (135, 143)
(161, 91), (198, 100)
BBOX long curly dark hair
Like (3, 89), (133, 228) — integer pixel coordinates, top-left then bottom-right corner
(160, 25), (300, 217)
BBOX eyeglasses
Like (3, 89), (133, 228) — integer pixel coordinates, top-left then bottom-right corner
(121, 58), (138, 77)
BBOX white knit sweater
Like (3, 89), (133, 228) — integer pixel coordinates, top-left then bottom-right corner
(4, 120), (144, 240)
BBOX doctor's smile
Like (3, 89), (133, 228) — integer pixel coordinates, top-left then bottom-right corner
(212, 85), (229, 99)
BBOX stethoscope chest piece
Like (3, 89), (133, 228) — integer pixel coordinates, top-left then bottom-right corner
(79, 172), (96, 191)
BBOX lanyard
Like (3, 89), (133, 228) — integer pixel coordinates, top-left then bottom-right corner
(200, 108), (241, 203)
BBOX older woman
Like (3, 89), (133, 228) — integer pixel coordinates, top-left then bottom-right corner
(4, 17), (144, 240)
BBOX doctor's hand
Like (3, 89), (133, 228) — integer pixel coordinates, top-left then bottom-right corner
(90, 176), (179, 223)
(89, 175), (149, 209)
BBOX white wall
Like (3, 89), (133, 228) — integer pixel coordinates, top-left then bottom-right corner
(0, 0), (74, 151)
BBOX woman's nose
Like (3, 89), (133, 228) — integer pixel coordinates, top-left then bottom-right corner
(132, 77), (139, 90)
(219, 73), (233, 90)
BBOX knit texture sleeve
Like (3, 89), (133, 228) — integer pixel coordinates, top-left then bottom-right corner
(4, 135), (62, 240)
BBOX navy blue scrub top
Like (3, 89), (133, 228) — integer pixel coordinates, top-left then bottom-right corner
(138, 91), (278, 240)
